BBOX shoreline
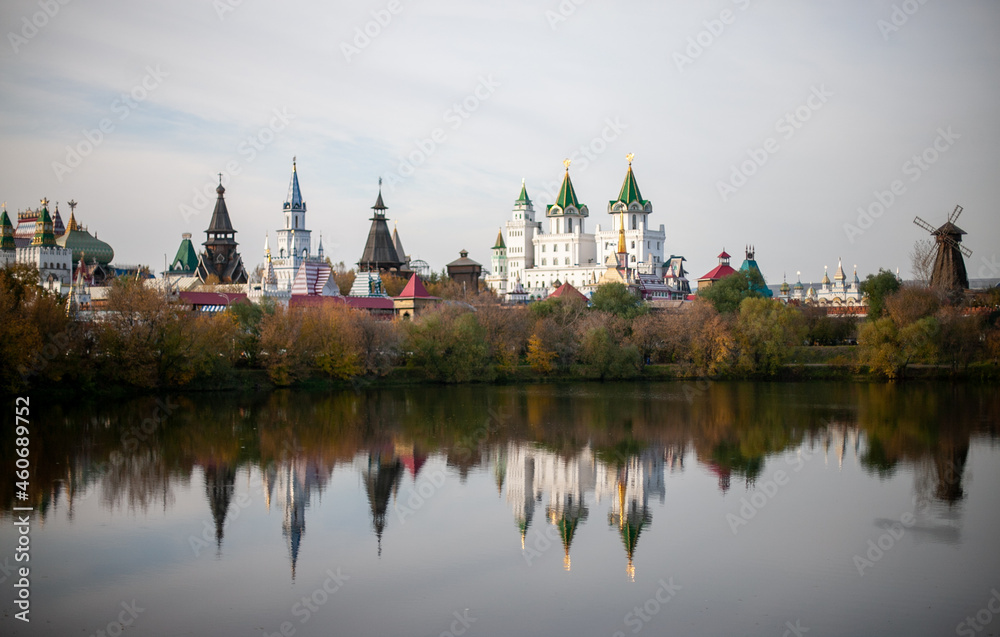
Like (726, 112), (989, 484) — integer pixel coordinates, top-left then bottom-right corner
(36, 361), (1000, 402)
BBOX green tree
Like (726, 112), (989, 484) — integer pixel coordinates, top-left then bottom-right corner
(697, 270), (765, 314)
(403, 308), (492, 382)
(580, 326), (641, 380)
(860, 269), (901, 319)
(590, 283), (648, 319)
(733, 297), (807, 376)
(227, 297), (276, 366)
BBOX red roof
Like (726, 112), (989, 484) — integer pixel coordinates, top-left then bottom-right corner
(718, 250), (731, 259)
(549, 282), (587, 301)
(699, 264), (736, 281)
(178, 291), (248, 306)
(396, 273), (437, 299)
(400, 453), (427, 479)
(288, 295), (346, 308)
(342, 296), (395, 310)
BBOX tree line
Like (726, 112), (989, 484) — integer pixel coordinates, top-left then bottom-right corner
(1, 263), (997, 393)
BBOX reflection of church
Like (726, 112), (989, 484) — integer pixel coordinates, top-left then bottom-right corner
(360, 450), (404, 557)
(204, 461), (236, 555)
(260, 454), (331, 579)
(501, 442), (670, 576)
(606, 451), (666, 579)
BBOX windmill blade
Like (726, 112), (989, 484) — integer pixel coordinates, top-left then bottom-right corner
(913, 216), (936, 234)
(948, 204), (963, 224)
(939, 234), (973, 258)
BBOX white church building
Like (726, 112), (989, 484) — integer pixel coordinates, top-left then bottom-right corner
(487, 156), (666, 298)
(248, 159), (338, 302)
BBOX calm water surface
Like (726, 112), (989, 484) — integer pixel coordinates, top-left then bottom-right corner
(2, 382), (999, 637)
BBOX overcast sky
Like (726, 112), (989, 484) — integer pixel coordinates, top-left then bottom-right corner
(1, 0), (998, 283)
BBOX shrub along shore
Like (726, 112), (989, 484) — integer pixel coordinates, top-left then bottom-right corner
(3, 265), (998, 396)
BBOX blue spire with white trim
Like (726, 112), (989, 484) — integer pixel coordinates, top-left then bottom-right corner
(284, 157), (304, 211)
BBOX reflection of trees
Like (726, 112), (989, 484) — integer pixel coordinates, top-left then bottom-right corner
(99, 448), (177, 513)
(4, 381), (996, 524)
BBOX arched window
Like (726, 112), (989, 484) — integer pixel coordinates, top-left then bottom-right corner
(294, 217), (298, 229)
(567, 218), (573, 233)
(564, 257), (569, 265)
(632, 215), (636, 230)
(631, 241), (635, 249)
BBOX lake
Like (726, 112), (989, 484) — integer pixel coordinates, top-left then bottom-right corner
(2, 382), (999, 636)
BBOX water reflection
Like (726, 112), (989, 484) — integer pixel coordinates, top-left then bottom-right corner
(2, 382), (996, 583)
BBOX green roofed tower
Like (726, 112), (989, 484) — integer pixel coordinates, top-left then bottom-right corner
(0, 207), (16, 252)
(169, 233), (199, 275)
(597, 154), (664, 273)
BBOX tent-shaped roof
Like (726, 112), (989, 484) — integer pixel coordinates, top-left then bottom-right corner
(516, 179), (531, 205)
(284, 159), (304, 211)
(359, 186), (402, 271)
(700, 263), (736, 282)
(612, 161), (648, 207)
(493, 228), (505, 249)
(392, 225), (406, 261)
(207, 184), (235, 235)
(0, 209), (16, 251)
(396, 273), (437, 299)
(170, 234), (198, 272)
(549, 282), (587, 301)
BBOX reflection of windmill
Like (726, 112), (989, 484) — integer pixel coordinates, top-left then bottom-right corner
(913, 205), (972, 290)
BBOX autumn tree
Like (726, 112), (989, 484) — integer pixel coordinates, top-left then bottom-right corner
(354, 312), (400, 376)
(934, 306), (983, 372)
(526, 334), (557, 373)
(227, 297), (277, 366)
(403, 307), (492, 382)
(258, 305), (308, 385)
(910, 239), (936, 286)
(331, 262), (356, 295)
(629, 312), (669, 364)
(472, 302), (531, 374)
(680, 300), (735, 376)
(98, 277), (187, 387)
(529, 294), (588, 369)
(0, 263), (76, 391)
(381, 273), (409, 297)
(733, 297), (806, 376)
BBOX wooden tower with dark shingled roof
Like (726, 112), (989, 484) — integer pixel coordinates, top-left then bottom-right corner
(358, 179), (403, 273)
(196, 178), (248, 284)
(913, 204), (972, 291)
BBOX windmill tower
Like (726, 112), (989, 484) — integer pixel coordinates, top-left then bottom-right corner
(913, 205), (972, 291)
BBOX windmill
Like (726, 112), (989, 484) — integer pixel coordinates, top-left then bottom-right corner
(913, 205), (972, 290)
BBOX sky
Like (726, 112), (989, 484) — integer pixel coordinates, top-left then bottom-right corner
(1, 0), (998, 284)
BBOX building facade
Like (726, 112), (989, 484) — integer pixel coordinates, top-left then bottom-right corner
(487, 157), (668, 298)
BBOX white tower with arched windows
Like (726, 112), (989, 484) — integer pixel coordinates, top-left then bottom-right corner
(595, 154), (665, 274)
(503, 179), (541, 284)
(271, 158), (318, 289)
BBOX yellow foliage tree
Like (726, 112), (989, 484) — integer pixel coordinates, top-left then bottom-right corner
(526, 334), (557, 374)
